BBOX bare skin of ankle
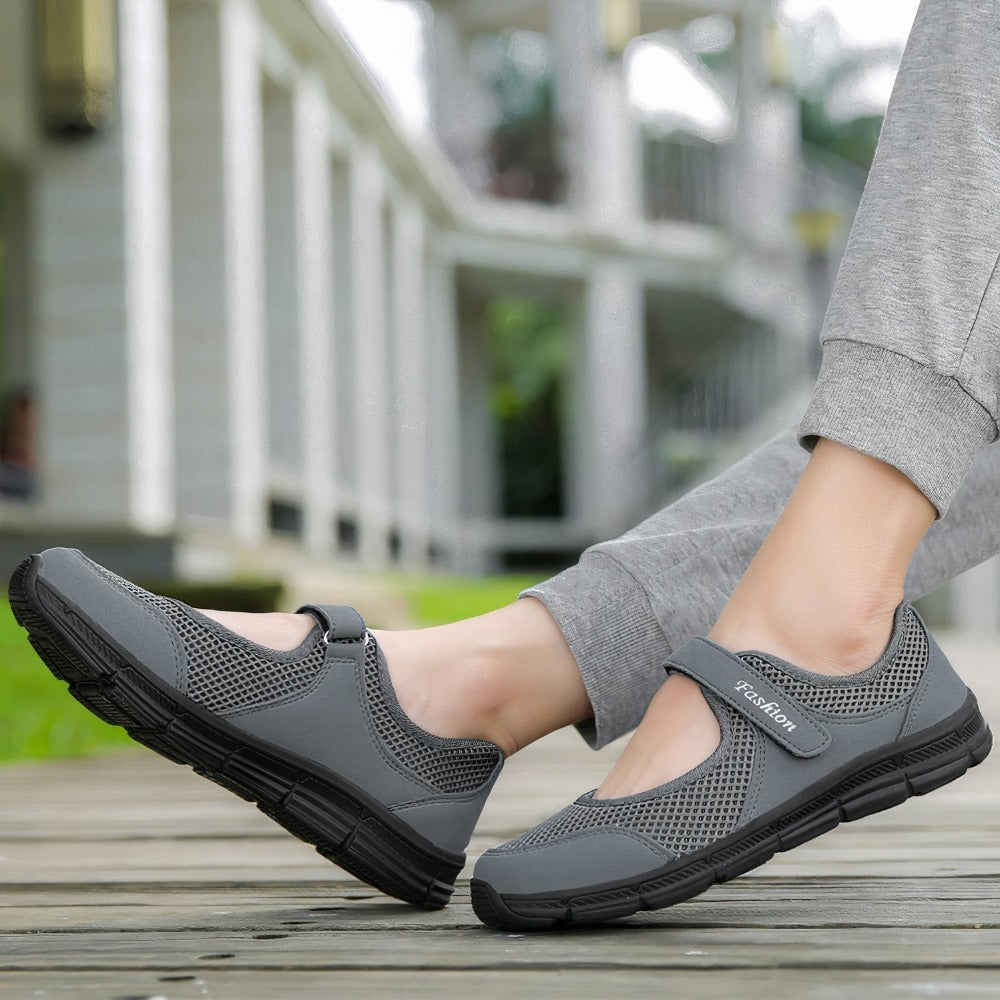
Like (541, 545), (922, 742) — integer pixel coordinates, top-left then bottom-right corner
(597, 438), (936, 800)
(708, 438), (935, 670)
(202, 598), (592, 758)
(373, 598), (592, 757)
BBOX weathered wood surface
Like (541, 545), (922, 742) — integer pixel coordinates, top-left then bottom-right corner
(2, 632), (999, 998)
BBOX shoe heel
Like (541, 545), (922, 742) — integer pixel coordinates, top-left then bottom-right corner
(904, 704), (992, 795)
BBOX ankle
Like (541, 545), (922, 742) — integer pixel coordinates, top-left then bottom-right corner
(374, 599), (591, 757)
(709, 439), (931, 675)
(710, 583), (900, 675)
(375, 630), (524, 756)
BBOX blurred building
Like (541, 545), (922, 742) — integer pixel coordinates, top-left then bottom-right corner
(0, 0), (862, 582)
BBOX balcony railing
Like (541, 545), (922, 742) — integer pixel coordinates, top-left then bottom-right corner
(663, 322), (806, 434)
(643, 132), (723, 226)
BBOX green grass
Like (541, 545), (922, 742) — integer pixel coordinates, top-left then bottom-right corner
(397, 573), (542, 627)
(0, 599), (133, 762)
(0, 572), (542, 763)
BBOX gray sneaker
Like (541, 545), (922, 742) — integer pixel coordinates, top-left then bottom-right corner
(472, 603), (991, 929)
(10, 548), (503, 909)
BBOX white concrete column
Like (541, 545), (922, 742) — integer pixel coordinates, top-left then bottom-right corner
(262, 78), (301, 478)
(293, 71), (335, 553)
(220, 0), (267, 542)
(169, 0), (266, 543)
(350, 141), (390, 565)
(382, 203), (399, 538)
(582, 259), (648, 538)
(120, 0), (174, 530)
(329, 156), (356, 499)
(426, 7), (495, 193)
(33, 0), (173, 531)
(169, 0), (227, 526)
(425, 241), (462, 564)
(390, 198), (431, 564)
(563, 290), (589, 526)
(550, 0), (641, 223)
(457, 295), (496, 524)
(726, 3), (801, 248)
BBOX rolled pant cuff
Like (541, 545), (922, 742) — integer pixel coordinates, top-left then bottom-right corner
(521, 552), (669, 749)
(799, 340), (997, 516)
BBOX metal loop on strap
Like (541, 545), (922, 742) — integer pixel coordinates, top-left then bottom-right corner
(296, 603), (366, 643)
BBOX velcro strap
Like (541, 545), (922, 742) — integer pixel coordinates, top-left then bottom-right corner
(665, 638), (830, 758)
(296, 603), (366, 642)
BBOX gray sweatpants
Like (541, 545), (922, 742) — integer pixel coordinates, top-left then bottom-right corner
(527, 0), (1000, 748)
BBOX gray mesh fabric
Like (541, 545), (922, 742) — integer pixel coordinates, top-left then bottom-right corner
(361, 642), (502, 794)
(94, 562), (501, 794)
(174, 613), (329, 715)
(494, 705), (759, 857)
(740, 606), (928, 716)
(92, 567), (331, 715)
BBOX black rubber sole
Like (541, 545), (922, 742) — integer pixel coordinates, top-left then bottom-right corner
(10, 555), (462, 910)
(472, 692), (992, 930)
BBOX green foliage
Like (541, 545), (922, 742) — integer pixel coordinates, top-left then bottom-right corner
(0, 598), (132, 761)
(0, 577), (280, 762)
(788, 15), (899, 170)
(800, 98), (883, 170)
(486, 296), (568, 518)
(487, 296), (567, 416)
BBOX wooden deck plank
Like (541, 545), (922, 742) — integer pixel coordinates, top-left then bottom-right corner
(1, 875), (998, 931)
(4, 926), (1000, 971)
(1, 893), (996, 935)
(3, 821), (999, 883)
(5, 969), (1000, 1000)
(1, 629), (998, 995)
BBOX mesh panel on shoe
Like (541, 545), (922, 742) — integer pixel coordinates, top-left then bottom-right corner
(95, 568), (330, 715)
(177, 611), (328, 715)
(361, 641), (501, 794)
(495, 708), (758, 857)
(95, 562), (501, 794)
(740, 606), (928, 716)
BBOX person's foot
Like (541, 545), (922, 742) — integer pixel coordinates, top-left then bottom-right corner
(472, 603), (993, 930)
(201, 597), (592, 759)
(599, 438), (934, 800)
(595, 594), (900, 800)
(11, 547), (505, 908)
(595, 674), (720, 799)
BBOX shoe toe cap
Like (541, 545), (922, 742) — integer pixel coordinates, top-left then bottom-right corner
(30, 547), (183, 688)
(474, 828), (669, 896)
